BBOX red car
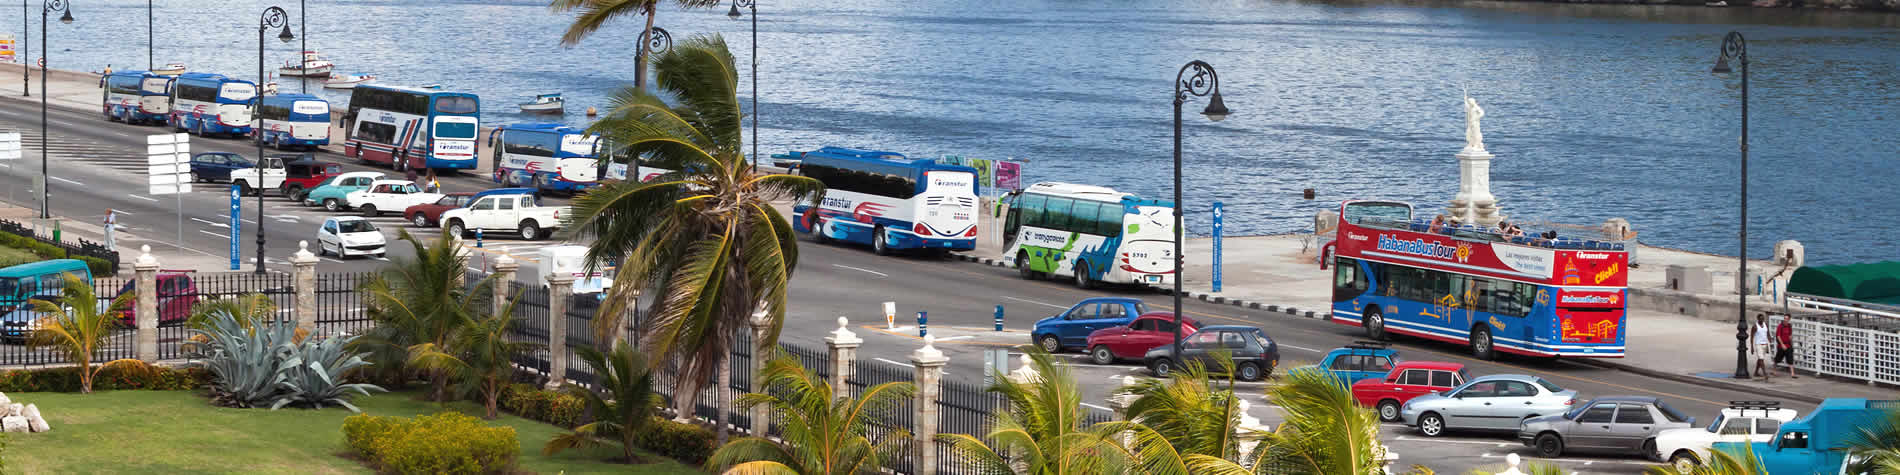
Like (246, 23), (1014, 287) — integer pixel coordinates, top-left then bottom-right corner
(113, 273), (200, 327)
(1085, 312), (1200, 365)
(279, 157), (343, 202)
(403, 192), (475, 227)
(1351, 361), (1469, 422)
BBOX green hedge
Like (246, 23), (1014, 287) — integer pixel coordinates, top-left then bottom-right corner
(0, 362), (209, 392)
(499, 383), (585, 428)
(0, 230), (114, 276)
(496, 383), (714, 464)
(342, 412), (519, 475)
(634, 417), (715, 465)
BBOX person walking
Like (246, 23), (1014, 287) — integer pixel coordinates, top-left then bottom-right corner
(1751, 314), (1773, 379)
(425, 170), (440, 193)
(1775, 316), (1798, 379)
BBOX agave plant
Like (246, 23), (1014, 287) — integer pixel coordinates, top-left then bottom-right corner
(274, 332), (385, 412)
(189, 308), (296, 408)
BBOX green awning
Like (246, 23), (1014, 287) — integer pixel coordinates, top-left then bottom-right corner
(1788, 261), (1900, 305)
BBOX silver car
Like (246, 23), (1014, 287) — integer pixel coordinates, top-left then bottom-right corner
(1401, 373), (1578, 437)
(1518, 396), (1695, 459)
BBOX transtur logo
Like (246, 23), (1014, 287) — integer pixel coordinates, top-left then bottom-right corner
(1346, 233), (1367, 241)
(1576, 252), (1610, 260)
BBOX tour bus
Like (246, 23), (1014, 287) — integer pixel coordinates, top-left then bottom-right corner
(1328, 200), (1631, 360)
(999, 182), (1177, 289)
(343, 85), (481, 171)
(167, 73), (257, 137)
(101, 70), (170, 125)
(253, 94), (331, 150)
(486, 123), (615, 193)
(792, 147), (980, 256)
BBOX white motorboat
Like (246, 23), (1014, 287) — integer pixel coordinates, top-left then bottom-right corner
(419, 84), (444, 90)
(519, 93), (564, 114)
(152, 62), (187, 76)
(323, 73), (374, 89)
(279, 51), (334, 77)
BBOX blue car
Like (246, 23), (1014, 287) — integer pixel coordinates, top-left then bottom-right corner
(1032, 297), (1147, 353)
(188, 152), (252, 183)
(1292, 341), (1402, 385)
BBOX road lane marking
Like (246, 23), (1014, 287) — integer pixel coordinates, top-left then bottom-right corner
(1395, 436), (1510, 447)
(191, 217), (228, 228)
(1002, 296), (1068, 309)
(1277, 343), (1323, 353)
(831, 264), (888, 277)
(51, 176), (83, 186)
(197, 229), (227, 238)
(321, 257), (342, 263)
(875, 358), (913, 368)
(128, 194), (158, 202)
(936, 335), (972, 341)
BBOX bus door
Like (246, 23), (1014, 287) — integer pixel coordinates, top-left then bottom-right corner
(999, 191), (1020, 249)
(486, 128), (506, 174)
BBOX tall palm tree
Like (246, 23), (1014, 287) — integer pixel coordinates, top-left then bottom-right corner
(1846, 408), (1900, 475)
(353, 230), (489, 398)
(405, 295), (536, 419)
(707, 353), (915, 474)
(1181, 363), (1386, 475)
(26, 273), (146, 394)
(544, 344), (666, 464)
(565, 34), (821, 444)
(1114, 357), (1259, 468)
(936, 349), (1133, 474)
(550, 0), (724, 92)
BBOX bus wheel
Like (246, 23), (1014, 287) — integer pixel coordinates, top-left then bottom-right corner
(1016, 252), (1037, 280)
(1471, 326), (1496, 361)
(872, 227), (891, 256)
(532, 174), (547, 191)
(1073, 262), (1095, 290)
(1364, 308), (1387, 341)
(808, 216), (830, 243)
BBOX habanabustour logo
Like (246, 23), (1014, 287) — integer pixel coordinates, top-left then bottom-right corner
(1376, 235), (1458, 261)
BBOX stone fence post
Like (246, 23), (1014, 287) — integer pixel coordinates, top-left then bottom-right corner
(133, 246), (158, 363)
(544, 273), (574, 390)
(492, 255), (517, 316)
(825, 317), (860, 395)
(911, 335), (948, 475)
(746, 308), (775, 436)
(292, 241), (318, 335)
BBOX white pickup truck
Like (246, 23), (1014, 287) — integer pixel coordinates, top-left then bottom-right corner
(345, 180), (443, 217)
(229, 155), (288, 195)
(438, 190), (566, 241)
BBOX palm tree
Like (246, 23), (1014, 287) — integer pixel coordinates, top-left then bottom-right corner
(936, 349), (1133, 474)
(26, 273), (147, 393)
(353, 230), (489, 398)
(405, 295), (536, 419)
(707, 353), (915, 474)
(565, 34), (822, 444)
(1113, 357), (1262, 470)
(1181, 363), (1386, 475)
(544, 344), (666, 464)
(550, 0), (724, 92)
(1846, 408), (1900, 475)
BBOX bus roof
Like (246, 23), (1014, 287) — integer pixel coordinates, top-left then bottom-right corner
(106, 70), (164, 78)
(499, 123), (587, 135)
(0, 259), (90, 278)
(261, 93), (326, 103)
(357, 83), (473, 96)
(800, 146), (980, 175)
(176, 72), (251, 83)
(1021, 182), (1173, 208)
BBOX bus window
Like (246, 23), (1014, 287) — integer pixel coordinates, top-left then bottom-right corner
(1019, 194), (1045, 228)
(1094, 202), (1121, 237)
(354, 122), (397, 144)
(1044, 198), (1073, 230)
(1069, 201), (1100, 235)
(434, 96), (478, 114)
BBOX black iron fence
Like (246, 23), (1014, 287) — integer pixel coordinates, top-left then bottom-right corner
(312, 272), (371, 338)
(506, 282), (552, 377)
(937, 377), (1011, 475)
(849, 355), (917, 474)
(0, 218), (120, 274)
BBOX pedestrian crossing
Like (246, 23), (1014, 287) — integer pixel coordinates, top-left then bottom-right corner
(6, 129), (154, 174)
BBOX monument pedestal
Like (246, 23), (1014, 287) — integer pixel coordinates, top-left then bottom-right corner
(1445, 147), (1504, 227)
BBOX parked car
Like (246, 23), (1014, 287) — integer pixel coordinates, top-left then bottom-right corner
(1293, 341), (1401, 386)
(1084, 312), (1199, 365)
(1141, 325), (1280, 381)
(403, 192), (474, 227)
(1714, 398), (1899, 475)
(1519, 396), (1695, 458)
(438, 188), (568, 241)
(303, 171), (387, 211)
(112, 273), (199, 327)
(188, 152), (252, 183)
(1653, 401), (1798, 474)
(1351, 361), (1468, 422)
(279, 156), (342, 202)
(1031, 297), (1148, 353)
(1401, 374), (1578, 437)
(315, 216), (387, 258)
(227, 155), (290, 196)
(345, 179), (442, 217)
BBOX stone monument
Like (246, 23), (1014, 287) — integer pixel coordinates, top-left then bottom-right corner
(1446, 93), (1505, 227)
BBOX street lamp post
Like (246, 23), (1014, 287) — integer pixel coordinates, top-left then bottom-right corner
(39, 0), (71, 220)
(299, 0), (305, 93)
(1168, 60), (1230, 366)
(1711, 31), (1750, 379)
(22, 1), (28, 97)
(147, 0), (152, 70)
(257, 6), (293, 274)
(727, 0), (757, 172)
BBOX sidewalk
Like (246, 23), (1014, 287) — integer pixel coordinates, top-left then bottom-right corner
(0, 202), (252, 276)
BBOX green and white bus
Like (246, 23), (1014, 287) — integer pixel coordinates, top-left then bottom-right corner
(1001, 182), (1176, 289)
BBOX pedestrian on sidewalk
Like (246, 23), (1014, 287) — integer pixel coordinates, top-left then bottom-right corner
(1775, 316), (1798, 379)
(1751, 314), (1773, 379)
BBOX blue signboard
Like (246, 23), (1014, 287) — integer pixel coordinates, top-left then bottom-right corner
(1212, 201), (1223, 293)
(229, 185), (241, 270)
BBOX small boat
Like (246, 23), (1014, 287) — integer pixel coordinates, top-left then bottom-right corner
(519, 93), (565, 114)
(278, 51), (334, 77)
(262, 82), (280, 95)
(323, 73), (374, 89)
(151, 62), (187, 76)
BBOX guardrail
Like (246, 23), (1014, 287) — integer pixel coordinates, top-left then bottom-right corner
(1778, 294), (1900, 386)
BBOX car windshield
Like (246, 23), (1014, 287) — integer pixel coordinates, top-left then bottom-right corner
(1706, 414), (1726, 433)
(1253, 331), (1272, 348)
(1534, 378), (1564, 393)
(1656, 400), (1691, 423)
(1131, 301), (1147, 315)
(1565, 404), (1590, 420)
(338, 221), (377, 233)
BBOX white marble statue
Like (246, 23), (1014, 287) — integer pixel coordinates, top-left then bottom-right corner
(1464, 95), (1485, 152)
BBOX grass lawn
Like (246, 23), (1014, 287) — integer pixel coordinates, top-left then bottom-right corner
(0, 244), (39, 265)
(2, 389), (706, 474)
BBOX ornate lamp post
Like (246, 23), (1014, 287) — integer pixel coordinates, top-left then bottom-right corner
(1710, 31), (1750, 379)
(1168, 61), (1230, 364)
(257, 6), (293, 274)
(727, 0), (757, 172)
(39, 0), (72, 220)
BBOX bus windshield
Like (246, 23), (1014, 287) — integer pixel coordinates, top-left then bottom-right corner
(219, 83), (256, 102)
(435, 122), (476, 139)
(1343, 201), (1411, 225)
(434, 96), (478, 114)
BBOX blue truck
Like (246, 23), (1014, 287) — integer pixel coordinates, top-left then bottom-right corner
(1712, 398), (1898, 475)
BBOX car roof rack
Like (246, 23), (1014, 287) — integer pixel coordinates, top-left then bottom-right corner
(1345, 340), (1392, 350)
(1727, 401), (1783, 416)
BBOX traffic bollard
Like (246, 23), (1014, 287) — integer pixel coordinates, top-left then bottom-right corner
(994, 305), (1004, 331)
(918, 311), (928, 337)
(884, 302), (896, 330)
(475, 228), (484, 248)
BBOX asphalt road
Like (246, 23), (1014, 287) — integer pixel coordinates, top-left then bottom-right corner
(0, 96), (1815, 474)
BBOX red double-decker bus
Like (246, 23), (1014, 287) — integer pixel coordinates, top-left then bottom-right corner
(1327, 200), (1630, 359)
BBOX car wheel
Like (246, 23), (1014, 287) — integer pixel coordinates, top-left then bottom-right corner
(1236, 362), (1262, 381)
(1073, 261), (1094, 290)
(1668, 450), (1701, 474)
(412, 214), (430, 227)
(323, 198), (341, 212)
(1149, 358), (1174, 378)
(447, 220), (467, 238)
(190, 171), (202, 183)
(872, 227), (890, 256)
(1642, 439), (1659, 463)
(1364, 308), (1387, 341)
(1036, 334), (1061, 353)
(238, 181), (255, 196)
(1471, 326), (1496, 361)
(1016, 252), (1036, 280)
(1533, 432), (1564, 458)
(1377, 400), (1402, 422)
(285, 185), (305, 201)
(519, 221), (541, 241)
(360, 204), (378, 217)
(1418, 412), (1446, 437)
(1089, 345), (1115, 365)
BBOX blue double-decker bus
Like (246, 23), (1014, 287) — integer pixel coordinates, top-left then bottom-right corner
(486, 123), (612, 194)
(101, 70), (170, 125)
(254, 94), (331, 150)
(344, 85), (481, 171)
(792, 147), (981, 256)
(167, 73), (257, 137)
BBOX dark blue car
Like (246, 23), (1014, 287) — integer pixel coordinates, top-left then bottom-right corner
(1032, 297), (1147, 353)
(189, 152), (252, 183)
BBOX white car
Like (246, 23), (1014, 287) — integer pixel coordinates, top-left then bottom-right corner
(345, 180), (442, 217)
(1653, 403), (1798, 473)
(315, 216), (387, 259)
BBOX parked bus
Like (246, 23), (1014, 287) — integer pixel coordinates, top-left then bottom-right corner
(167, 73), (257, 137)
(101, 70), (170, 125)
(343, 85), (480, 171)
(486, 123), (610, 193)
(253, 94), (331, 150)
(1328, 200), (1631, 359)
(792, 147), (979, 256)
(999, 182), (1176, 289)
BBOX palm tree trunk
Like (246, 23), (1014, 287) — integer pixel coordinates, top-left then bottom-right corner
(635, 4), (656, 91)
(484, 378), (500, 419)
(715, 353), (731, 445)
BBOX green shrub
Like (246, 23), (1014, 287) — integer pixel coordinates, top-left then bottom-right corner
(342, 412), (519, 475)
(77, 256), (112, 276)
(0, 362), (209, 392)
(499, 383), (585, 428)
(634, 417), (714, 465)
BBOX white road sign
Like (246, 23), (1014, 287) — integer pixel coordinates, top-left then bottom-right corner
(147, 133), (191, 194)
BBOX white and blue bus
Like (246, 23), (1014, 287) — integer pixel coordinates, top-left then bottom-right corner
(486, 123), (612, 194)
(167, 73), (257, 137)
(254, 94), (331, 150)
(101, 70), (170, 125)
(343, 85), (481, 172)
(999, 182), (1178, 289)
(792, 147), (980, 255)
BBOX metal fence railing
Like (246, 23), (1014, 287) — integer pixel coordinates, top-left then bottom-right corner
(1783, 294), (1900, 386)
(507, 282), (552, 377)
(312, 272), (371, 337)
(937, 377), (1010, 475)
(847, 355), (916, 474)
(0, 219), (121, 273)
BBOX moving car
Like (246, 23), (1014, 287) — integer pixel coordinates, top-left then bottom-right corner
(345, 179), (442, 217)
(438, 188), (566, 241)
(315, 217), (387, 258)
(1294, 341), (1401, 386)
(303, 171), (387, 211)
(1519, 396), (1695, 458)
(403, 192), (475, 227)
(1141, 325), (1280, 381)
(1714, 398), (1900, 475)
(1351, 361), (1468, 422)
(188, 152), (252, 183)
(112, 273), (199, 327)
(1031, 297), (1147, 353)
(1401, 374), (1577, 437)
(1653, 401), (1798, 474)
(1084, 312), (1199, 365)
(279, 156), (342, 202)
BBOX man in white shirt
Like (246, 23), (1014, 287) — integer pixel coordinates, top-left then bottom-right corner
(1751, 314), (1773, 379)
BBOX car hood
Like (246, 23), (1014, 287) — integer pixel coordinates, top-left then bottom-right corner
(1405, 391), (1451, 408)
(1521, 414), (1568, 430)
(1033, 316), (1059, 329)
